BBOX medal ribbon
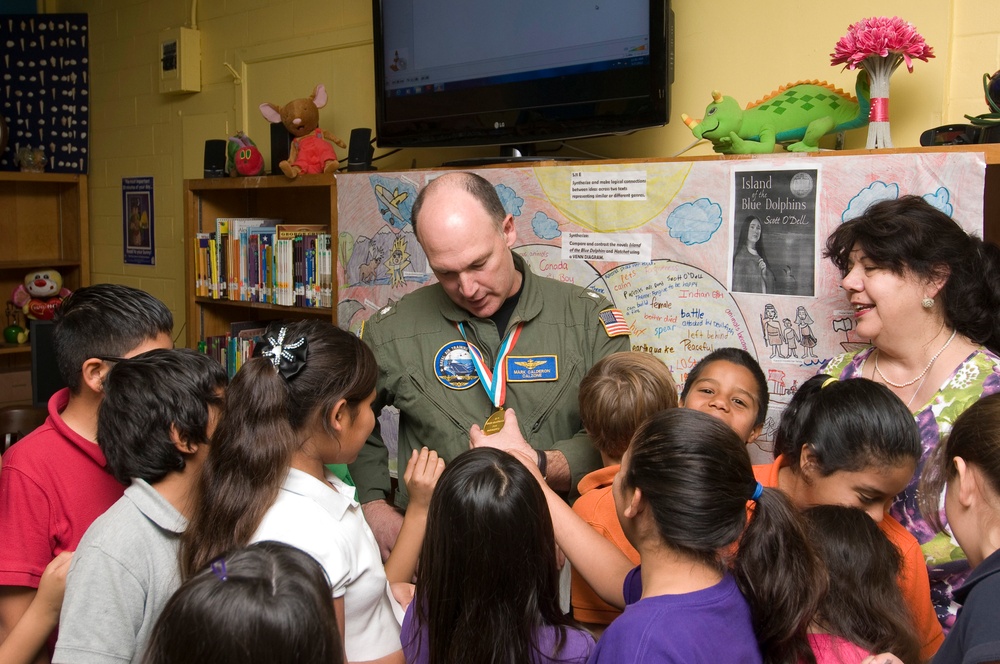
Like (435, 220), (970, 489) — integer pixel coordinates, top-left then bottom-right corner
(456, 322), (523, 408)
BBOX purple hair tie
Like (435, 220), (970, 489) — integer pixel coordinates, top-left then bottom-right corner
(210, 557), (228, 581)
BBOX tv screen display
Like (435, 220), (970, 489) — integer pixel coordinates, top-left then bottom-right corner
(372, 0), (672, 152)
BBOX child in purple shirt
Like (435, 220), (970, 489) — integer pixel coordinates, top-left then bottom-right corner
(401, 448), (594, 664)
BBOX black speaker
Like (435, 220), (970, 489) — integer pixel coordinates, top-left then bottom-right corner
(203, 139), (227, 178)
(347, 128), (374, 171)
(269, 122), (293, 175)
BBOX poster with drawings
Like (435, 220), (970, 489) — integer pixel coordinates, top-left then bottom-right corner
(335, 152), (986, 460)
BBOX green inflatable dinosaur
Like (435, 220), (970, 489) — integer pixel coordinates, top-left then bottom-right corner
(681, 72), (871, 153)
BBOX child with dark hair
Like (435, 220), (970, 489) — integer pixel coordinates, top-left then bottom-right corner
(756, 374), (942, 660)
(182, 320), (443, 664)
(486, 408), (824, 663)
(0, 284), (174, 660)
(142, 541), (342, 664)
(571, 351), (677, 629)
(52, 348), (226, 664)
(803, 505), (922, 664)
(919, 393), (1000, 664)
(680, 347), (769, 444)
(402, 447), (594, 664)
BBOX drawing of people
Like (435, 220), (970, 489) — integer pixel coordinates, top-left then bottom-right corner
(732, 215), (776, 294)
(795, 305), (818, 358)
(782, 318), (799, 358)
(762, 304), (782, 358)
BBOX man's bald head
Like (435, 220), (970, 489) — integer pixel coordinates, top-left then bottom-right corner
(411, 172), (506, 241)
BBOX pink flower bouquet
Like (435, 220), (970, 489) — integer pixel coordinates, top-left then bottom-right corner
(831, 16), (935, 148)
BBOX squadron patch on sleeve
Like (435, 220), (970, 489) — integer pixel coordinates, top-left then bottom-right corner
(598, 308), (630, 337)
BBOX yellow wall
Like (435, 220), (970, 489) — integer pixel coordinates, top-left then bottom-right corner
(44, 0), (999, 345)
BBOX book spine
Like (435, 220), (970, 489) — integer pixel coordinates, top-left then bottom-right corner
(293, 236), (304, 307)
(208, 236), (219, 299)
(304, 235), (316, 308)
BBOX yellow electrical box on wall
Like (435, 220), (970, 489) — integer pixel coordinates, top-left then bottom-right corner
(159, 27), (201, 94)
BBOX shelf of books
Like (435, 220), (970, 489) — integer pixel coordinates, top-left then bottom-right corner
(184, 175), (338, 375)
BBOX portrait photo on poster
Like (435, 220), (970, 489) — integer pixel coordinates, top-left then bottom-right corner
(729, 166), (819, 297)
(122, 177), (156, 266)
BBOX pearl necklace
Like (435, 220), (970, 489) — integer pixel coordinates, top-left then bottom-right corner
(874, 329), (958, 388)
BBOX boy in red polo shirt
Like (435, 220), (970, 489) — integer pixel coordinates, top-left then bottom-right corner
(0, 284), (173, 662)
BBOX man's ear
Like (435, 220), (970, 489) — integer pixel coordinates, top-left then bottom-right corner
(502, 214), (518, 249)
(80, 357), (109, 394)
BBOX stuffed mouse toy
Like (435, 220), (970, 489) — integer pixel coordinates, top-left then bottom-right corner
(259, 84), (347, 178)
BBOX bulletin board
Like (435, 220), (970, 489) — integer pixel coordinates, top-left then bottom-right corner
(336, 151), (986, 456)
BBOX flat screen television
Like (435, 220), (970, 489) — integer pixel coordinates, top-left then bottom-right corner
(372, 0), (673, 159)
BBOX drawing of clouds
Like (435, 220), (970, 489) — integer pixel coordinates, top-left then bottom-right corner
(842, 182), (899, 221)
(496, 183), (524, 216)
(923, 187), (954, 216)
(531, 212), (561, 239)
(666, 198), (722, 246)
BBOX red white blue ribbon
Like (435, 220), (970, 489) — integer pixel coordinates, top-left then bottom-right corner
(456, 322), (523, 408)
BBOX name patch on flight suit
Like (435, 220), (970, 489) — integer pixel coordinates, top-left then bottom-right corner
(506, 355), (558, 382)
(434, 341), (480, 389)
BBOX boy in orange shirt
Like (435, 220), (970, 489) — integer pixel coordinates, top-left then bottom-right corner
(570, 351), (677, 631)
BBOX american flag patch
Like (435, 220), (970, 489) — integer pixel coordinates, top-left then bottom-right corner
(598, 309), (630, 337)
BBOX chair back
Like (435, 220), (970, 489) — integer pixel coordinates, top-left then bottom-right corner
(0, 405), (47, 452)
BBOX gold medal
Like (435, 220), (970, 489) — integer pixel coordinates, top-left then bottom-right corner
(483, 409), (505, 435)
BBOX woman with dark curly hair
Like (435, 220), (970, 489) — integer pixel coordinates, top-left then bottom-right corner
(821, 195), (1000, 631)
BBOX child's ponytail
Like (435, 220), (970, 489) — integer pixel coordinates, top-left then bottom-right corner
(734, 486), (824, 664)
(181, 356), (298, 577)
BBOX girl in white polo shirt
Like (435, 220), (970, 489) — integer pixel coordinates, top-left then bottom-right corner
(180, 320), (442, 664)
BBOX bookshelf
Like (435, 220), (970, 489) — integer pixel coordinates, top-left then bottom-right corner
(0, 172), (89, 405)
(183, 174), (337, 350)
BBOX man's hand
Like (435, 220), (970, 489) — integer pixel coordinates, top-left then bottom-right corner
(361, 499), (404, 563)
(470, 408), (571, 492)
(469, 409), (533, 456)
(402, 447), (445, 511)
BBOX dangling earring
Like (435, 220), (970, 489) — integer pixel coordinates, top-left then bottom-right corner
(922, 297), (934, 309)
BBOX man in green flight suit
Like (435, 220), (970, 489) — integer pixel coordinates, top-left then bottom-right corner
(352, 171), (631, 557)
